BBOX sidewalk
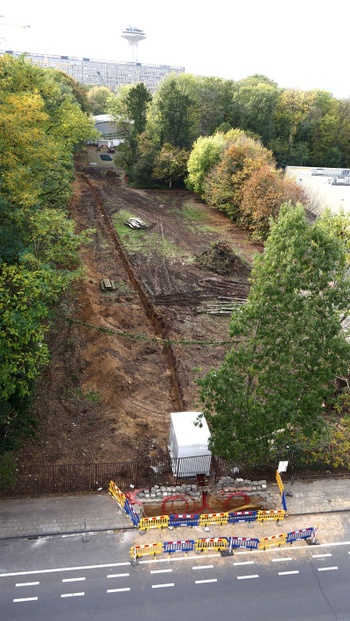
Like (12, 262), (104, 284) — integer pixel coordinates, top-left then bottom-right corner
(0, 494), (131, 539)
(0, 477), (349, 540)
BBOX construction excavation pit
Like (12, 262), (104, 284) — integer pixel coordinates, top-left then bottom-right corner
(127, 477), (276, 519)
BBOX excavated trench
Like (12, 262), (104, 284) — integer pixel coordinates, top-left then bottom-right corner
(141, 492), (271, 517)
(80, 174), (185, 413)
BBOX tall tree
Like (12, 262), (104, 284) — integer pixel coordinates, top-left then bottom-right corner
(153, 77), (195, 149)
(198, 204), (350, 466)
(125, 83), (152, 136)
(186, 133), (227, 195)
(239, 165), (307, 239)
(229, 75), (280, 145)
(152, 143), (188, 188)
(203, 132), (275, 221)
(87, 85), (113, 115)
(108, 83), (152, 179)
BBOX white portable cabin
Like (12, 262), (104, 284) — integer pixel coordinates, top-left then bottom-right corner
(168, 411), (211, 477)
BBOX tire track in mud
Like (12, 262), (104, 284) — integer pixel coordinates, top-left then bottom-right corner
(79, 173), (185, 413)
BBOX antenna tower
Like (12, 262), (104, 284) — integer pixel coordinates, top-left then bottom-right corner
(121, 26), (146, 63)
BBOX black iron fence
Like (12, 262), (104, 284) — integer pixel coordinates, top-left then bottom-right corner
(2, 456), (344, 497)
(1, 456), (239, 497)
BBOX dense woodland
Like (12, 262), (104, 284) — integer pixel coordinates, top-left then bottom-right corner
(0, 55), (97, 479)
(95, 73), (350, 237)
(1, 55), (350, 480)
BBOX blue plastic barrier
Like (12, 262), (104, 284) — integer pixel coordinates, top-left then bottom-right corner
(124, 498), (140, 526)
(281, 491), (288, 512)
(228, 536), (260, 550)
(228, 510), (257, 524)
(163, 539), (196, 554)
(169, 514), (200, 528)
(286, 527), (315, 543)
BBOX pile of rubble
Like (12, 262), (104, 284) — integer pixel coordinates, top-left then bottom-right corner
(214, 477), (268, 493)
(136, 484), (201, 503)
(133, 478), (269, 505)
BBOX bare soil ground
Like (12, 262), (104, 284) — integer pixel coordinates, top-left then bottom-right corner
(15, 151), (262, 466)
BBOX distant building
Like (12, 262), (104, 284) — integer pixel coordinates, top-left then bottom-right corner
(0, 50), (185, 93)
(93, 114), (117, 138)
(285, 166), (350, 216)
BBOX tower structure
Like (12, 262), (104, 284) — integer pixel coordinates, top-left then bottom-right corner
(121, 26), (146, 63)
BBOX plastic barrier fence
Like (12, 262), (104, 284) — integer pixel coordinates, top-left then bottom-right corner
(139, 515), (170, 531)
(228, 510), (257, 523)
(199, 512), (229, 526)
(130, 527), (318, 560)
(109, 481), (126, 508)
(276, 470), (288, 513)
(195, 537), (229, 552)
(286, 527), (316, 543)
(281, 491), (288, 512)
(163, 540), (195, 554)
(257, 510), (286, 522)
(276, 470), (284, 493)
(258, 534), (287, 550)
(124, 498), (140, 527)
(109, 481), (140, 526)
(169, 514), (200, 528)
(130, 542), (163, 559)
(229, 536), (260, 550)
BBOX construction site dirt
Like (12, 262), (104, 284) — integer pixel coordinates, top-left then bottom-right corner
(14, 157), (262, 468)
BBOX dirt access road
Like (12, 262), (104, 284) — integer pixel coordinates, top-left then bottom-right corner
(15, 156), (262, 466)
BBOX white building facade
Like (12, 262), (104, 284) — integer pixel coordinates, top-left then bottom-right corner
(0, 50), (185, 93)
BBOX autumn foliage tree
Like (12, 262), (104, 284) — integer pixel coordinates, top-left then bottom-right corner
(203, 132), (275, 222)
(0, 54), (97, 460)
(240, 166), (307, 238)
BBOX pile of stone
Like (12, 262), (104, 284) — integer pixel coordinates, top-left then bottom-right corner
(214, 477), (268, 494)
(136, 484), (201, 503)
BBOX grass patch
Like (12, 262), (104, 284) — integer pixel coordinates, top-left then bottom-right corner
(113, 210), (193, 263)
(181, 202), (207, 223)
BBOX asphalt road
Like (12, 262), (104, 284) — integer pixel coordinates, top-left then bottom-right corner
(1, 533), (350, 621)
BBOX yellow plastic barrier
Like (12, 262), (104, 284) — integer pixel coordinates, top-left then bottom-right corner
(130, 542), (163, 559)
(276, 470), (284, 494)
(199, 512), (229, 526)
(108, 480), (126, 508)
(257, 510), (286, 523)
(258, 533), (287, 550)
(139, 515), (170, 531)
(195, 537), (229, 553)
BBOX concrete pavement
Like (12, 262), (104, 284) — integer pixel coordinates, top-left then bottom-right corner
(0, 477), (350, 540)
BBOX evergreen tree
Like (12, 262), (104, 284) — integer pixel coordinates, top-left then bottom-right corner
(198, 204), (350, 466)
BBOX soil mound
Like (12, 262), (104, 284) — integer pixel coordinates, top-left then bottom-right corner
(196, 241), (251, 278)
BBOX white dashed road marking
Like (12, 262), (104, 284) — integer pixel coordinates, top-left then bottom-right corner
(107, 588), (131, 593)
(237, 574), (259, 580)
(278, 571), (299, 576)
(13, 597), (38, 603)
(195, 579), (217, 584)
(151, 583), (174, 589)
(15, 582), (40, 587)
(62, 577), (85, 582)
(61, 592), (85, 598)
(317, 567), (338, 572)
